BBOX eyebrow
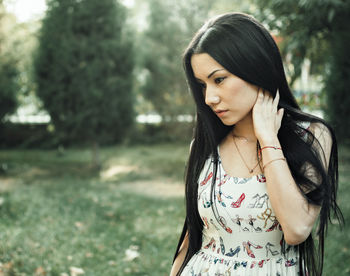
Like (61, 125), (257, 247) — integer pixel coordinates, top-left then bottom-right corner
(195, 69), (225, 82)
(207, 69), (225, 79)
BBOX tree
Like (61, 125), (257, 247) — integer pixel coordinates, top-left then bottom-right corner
(140, 0), (213, 120)
(34, 0), (134, 167)
(136, 0), (255, 141)
(0, 54), (19, 123)
(133, 0), (216, 141)
(254, 0), (350, 143)
(324, 6), (350, 144)
(0, 0), (19, 123)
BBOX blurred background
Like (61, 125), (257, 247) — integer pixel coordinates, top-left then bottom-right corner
(0, 0), (349, 275)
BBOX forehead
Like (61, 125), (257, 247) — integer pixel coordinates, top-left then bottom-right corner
(191, 53), (225, 78)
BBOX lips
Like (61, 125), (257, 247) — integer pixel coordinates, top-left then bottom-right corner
(214, 109), (228, 117)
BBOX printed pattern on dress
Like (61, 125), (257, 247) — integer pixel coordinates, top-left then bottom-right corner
(181, 147), (300, 275)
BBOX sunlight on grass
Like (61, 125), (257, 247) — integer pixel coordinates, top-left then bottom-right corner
(100, 164), (137, 181)
(0, 143), (348, 275)
(0, 143), (188, 275)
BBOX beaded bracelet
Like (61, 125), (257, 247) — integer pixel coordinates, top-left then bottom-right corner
(258, 146), (282, 157)
(262, 157), (286, 171)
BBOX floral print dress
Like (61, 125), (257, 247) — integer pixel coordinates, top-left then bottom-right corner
(180, 121), (311, 276)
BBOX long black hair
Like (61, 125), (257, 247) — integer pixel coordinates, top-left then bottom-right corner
(172, 12), (344, 276)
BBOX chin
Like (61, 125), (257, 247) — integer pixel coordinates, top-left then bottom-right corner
(220, 117), (238, 126)
(220, 111), (251, 126)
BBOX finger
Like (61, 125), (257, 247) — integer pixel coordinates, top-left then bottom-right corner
(278, 107), (284, 120)
(276, 108), (284, 132)
(268, 91), (274, 104)
(272, 89), (280, 111)
(265, 90), (273, 107)
(257, 88), (264, 103)
(262, 89), (269, 105)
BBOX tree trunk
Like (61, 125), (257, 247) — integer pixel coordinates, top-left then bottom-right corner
(91, 141), (101, 170)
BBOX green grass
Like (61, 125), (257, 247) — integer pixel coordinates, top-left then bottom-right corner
(0, 144), (188, 276)
(323, 143), (350, 275)
(0, 143), (349, 275)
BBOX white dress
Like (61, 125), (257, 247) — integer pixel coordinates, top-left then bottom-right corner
(180, 121), (312, 275)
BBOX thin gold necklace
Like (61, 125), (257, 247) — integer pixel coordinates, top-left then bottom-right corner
(232, 135), (261, 174)
(232, 134), (255, 143)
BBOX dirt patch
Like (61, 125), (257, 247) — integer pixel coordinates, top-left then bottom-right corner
(22, 167), (49, 178)
(0, 177), (21, 192)
(0, 167), (51, 192)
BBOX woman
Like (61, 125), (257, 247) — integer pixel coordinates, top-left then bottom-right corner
(170, 12), (343, 276)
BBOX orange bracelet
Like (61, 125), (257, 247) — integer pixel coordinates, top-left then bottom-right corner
(262, 157), (286, 171)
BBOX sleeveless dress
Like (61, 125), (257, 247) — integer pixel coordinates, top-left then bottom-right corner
(180, 122), (311, 276)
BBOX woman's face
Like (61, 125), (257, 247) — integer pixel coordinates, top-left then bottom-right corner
(191, 53), (259, 126)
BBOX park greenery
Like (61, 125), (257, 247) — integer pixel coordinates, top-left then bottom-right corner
(0, 0), (349, 275)
(0, 143), (349, 275)
(0, 1), (19, 123)
(1, 0), (349, 147)
(33, 0), (134, 167)
(253, 0), (350, 144)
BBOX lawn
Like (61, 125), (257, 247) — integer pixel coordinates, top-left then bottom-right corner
(0, 143), (349, 275)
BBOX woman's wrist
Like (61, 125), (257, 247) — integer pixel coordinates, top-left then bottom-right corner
(258, 136), (285, 166)
(258, 146), (282, 157)
(263, 157), (286, 171)
(258, 135), (279, 147)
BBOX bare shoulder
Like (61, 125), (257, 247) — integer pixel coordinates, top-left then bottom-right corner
(299, 121), (334, 191)
(308, 122), (333, 146)
(308, 122), (334, 168)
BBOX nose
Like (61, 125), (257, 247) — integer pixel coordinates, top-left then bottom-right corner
(205, 87), (220, 106)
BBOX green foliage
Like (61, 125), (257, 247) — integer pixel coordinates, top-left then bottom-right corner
(139, 0), (213, 119)
(0, 2), (19, 122)
(254, 0), (341, 83)
(254, 0), (350, 142)
(0, 1), (43, 129)
(324, 8), (350, 144)
(0, 55), (19, 122)
(34, 0), (134, 145)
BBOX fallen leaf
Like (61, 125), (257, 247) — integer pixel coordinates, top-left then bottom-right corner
(69, 266), (84, 276)
(123, 245), (140, 262)
(2, 262), (12, 269)
(75, 222), (84, 229)
(124, 267), (132, 273)
(35, 266), (46, 275)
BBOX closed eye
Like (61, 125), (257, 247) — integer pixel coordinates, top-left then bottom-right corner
(214, 77), (226, 84)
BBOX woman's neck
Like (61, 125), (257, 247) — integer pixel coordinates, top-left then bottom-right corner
(232, 111), (258, 143)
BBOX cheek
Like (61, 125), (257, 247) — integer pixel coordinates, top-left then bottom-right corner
(226, 80), (257, 106)
(227, 78), (246, 93)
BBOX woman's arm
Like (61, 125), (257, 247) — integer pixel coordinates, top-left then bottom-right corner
(170, 231), (189, 276)
(260, 122), (332, 245)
